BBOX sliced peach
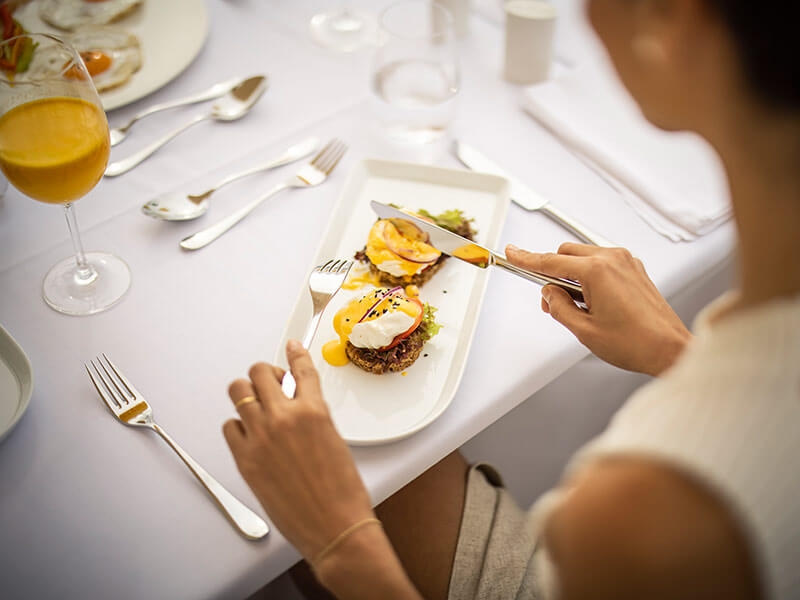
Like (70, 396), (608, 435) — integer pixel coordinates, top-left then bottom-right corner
(382, 221), (440, 264)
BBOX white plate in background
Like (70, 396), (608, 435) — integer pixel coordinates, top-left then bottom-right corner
(15, 0), (209, 111)
(0, 324), (33, 444)
(276, 160), (510, 445)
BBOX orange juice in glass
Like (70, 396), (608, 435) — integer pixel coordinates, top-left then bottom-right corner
(0, 34), (129, 315)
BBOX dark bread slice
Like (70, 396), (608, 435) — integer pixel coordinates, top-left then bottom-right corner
(346, 324), (428, 374)
(362, 255), (446, 288)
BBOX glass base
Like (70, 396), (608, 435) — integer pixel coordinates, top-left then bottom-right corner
(43, 252), (131, 316)
(309, 8), (376, 52)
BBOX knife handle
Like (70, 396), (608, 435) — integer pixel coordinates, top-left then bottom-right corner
(493, 254), (585, 305)
(540, 203), (616, 248)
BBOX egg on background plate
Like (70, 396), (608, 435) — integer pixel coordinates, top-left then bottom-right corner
(38, 0), (142, 31)
(24, 26), (141, 92)
(67, 27), (141, 92)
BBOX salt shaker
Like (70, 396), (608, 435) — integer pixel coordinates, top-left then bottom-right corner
(504, 0), (557, 84)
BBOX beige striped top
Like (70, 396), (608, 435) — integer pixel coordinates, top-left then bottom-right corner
(566, 292), (800, 599)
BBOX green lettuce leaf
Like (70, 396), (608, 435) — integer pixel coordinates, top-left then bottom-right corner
(417, 208), (473, 233)
(420, 303), (442, 341)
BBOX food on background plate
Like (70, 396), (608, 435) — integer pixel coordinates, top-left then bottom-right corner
(65, 26), (141, 91)
(23, 25), (141, 92)
(322, 287), (441, 374)
(38, 0), (142, 31)
(353, 207), (476, 288)
(0, 2), (36, 75)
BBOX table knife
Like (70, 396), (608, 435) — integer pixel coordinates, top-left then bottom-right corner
(370, 201), (585, 304)
(454, 141), (615, 247)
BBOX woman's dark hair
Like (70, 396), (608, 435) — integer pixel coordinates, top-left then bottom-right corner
(704, 0), (799, 110)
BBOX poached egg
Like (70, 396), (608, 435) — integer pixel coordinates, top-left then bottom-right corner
(322, 288), (423, 367)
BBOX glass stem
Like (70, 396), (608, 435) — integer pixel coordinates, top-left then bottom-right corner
(63, 203), (97, 285)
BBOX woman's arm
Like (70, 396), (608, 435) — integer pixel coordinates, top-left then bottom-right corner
(222, 341), (421, 600)
(544, 458), (761, 600)
(506, 243), (692, 376)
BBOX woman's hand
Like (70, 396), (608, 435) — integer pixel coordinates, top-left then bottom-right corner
(223, 340), (374, 560)
(223, 341), (421, 599)
(506, 243), (691, 376)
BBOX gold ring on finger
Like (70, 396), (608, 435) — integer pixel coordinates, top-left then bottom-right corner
(234, 396), (259, 409)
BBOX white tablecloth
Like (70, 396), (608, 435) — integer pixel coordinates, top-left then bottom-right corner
(0, 2), (735, 599)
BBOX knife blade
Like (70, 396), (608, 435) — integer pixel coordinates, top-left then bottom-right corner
(454, 141), (615, 247)
(370, 201), (584, 303)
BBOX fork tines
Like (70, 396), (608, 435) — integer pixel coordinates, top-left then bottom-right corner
(85, 353), (142, 416)
(316, 259), (352, 273)
(311, 139), (347, 174)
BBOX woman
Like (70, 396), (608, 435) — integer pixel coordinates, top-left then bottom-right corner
(223, 0), (799, 597)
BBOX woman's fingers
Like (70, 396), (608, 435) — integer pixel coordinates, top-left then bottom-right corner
(286, 340), (323, 404)
(506, 245), (591, 282)
(222, 418), (246, 452)
(558, 242), (603, 256)
(542, 285), (592, 337)
(228, 378), (262, 426)
(249, 362), (285, 411)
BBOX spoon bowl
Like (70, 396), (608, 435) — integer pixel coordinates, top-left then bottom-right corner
(142, 192), (207, 221)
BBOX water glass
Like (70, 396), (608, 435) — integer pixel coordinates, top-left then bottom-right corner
(371, 0), (460, 144)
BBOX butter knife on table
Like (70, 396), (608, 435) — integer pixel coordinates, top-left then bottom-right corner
(455, 141), (615, 247)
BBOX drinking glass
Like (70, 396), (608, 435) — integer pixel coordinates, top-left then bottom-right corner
(309, 6), (377, 53)
(371, 0), (459, 144)
(0, 33), (130, 315)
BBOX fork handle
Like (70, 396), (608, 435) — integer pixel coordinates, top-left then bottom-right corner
(281, 308), (325, 398)
(150, 422), (269, 540)
(179, 181), (291, 250)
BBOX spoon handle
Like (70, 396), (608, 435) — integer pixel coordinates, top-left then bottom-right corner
(114, 77), (243, 137)
(105, 113), (210, 177)
(179, 181), (292, 250)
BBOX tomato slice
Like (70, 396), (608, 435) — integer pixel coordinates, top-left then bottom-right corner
(378, 298), (424, 351)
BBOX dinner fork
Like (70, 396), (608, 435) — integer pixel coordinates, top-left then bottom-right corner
(281, 259), (353, 398)
(84, 354), (269, 540)
(180, 139), (348, 250)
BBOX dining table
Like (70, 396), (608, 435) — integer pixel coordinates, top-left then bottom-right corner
(0, 1), (736, 598)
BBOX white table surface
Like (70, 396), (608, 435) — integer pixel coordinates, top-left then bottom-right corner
(0, 2), (735, 599)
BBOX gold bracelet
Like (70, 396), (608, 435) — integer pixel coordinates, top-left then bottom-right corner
(310, 518), (382, 572)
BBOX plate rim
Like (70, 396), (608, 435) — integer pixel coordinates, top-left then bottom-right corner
(0, 324), (34, 444)
(14, 0), (210, 112)
(275, 158), (510, 445)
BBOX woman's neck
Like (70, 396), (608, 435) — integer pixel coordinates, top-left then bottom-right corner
(708, 102), (800, 311)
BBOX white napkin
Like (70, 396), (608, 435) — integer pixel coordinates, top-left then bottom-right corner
(522, 59), (732, 240)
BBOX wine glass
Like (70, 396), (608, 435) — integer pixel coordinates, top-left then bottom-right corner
(309, 6), (377, 53)
(0, 33), (130, 316)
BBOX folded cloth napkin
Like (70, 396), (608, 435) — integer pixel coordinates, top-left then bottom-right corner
(522, 59), (732, 240)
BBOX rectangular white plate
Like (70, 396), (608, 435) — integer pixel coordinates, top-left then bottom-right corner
(0, 325), (33, 445)
(276, 159), (509, 445)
